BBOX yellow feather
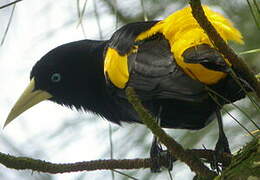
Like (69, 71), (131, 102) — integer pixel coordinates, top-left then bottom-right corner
(136, 5), (243, 84)
(104, 48), (129, 88)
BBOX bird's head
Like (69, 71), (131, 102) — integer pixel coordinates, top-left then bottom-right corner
(4, 40), (107, 127)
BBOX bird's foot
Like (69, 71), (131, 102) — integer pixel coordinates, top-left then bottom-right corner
(150, 141), (163, 172)
(210, 135), (231, 173)
(150, 142), (175, 172)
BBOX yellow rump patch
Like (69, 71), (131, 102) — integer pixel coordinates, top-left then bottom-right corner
(104, 48), (129, 89)
(136, 6), (243, 84)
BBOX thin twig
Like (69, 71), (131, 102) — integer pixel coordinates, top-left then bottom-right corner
(77, 0), (80, 18)
(93, 0), (103, 39)
(109, 1), (118, 179)
(205, 86), (260, 131)
(1, 4), (16, 46)
(253, 0), (260, 14)
(112, 169), (139, 180)
(140, 0), (148, 21)
(101, 0), (161, 24)
(229, 69), (260, 111)
(77, 0), (88, 26)
(0, 0), (23, 10)
(112, 0), (119, 30)
(207, 92), (256, 138)
(247, 0), (260, 30)
(239, 48), (260, 55)
(109, 123), (115, 180)
(76, 0), (87, 37)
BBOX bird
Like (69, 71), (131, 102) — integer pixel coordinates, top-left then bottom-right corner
(5, 6), (249, 172)
(104, 6), (248, 171)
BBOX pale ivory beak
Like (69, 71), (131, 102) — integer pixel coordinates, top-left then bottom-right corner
(4, 78), (53, 128)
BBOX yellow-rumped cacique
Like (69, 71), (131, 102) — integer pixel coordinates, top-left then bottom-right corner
(5, 6), (250, 172)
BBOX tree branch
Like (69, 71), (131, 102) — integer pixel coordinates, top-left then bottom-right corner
(0, 149), (230, 174)
(126, 87), (217, 179)
(189, 0), (260, 98)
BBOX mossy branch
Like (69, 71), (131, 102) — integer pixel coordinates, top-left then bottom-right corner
(189, 0), (260, 98)
(0, 149), (230, 174)
(0, 152), (151, 173)
(126, 87), (217, 179)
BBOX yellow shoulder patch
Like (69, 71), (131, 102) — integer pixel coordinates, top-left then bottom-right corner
(104, 48), (129, 89)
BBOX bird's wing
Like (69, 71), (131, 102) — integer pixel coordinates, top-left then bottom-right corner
(108, 21), (159, 55)
(104, 22), (210, 102)
(127, 33), (209, 102)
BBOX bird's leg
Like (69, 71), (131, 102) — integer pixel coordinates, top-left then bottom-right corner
(150, 108), (163, 172)
(211, 109), (231, 173)
(150, 135), (163, 172)
(150, 107), (174, 172)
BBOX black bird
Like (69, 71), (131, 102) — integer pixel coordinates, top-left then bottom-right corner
(5, 6), (249, 172)
(103, 6), (248, 171)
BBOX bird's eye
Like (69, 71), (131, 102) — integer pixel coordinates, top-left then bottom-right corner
(51, 73), (61, 83)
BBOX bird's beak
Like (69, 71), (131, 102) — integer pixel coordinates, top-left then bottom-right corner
(4, 78), (53, 128)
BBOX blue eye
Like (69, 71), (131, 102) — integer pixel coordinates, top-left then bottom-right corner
(51, 73), (61, 82)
